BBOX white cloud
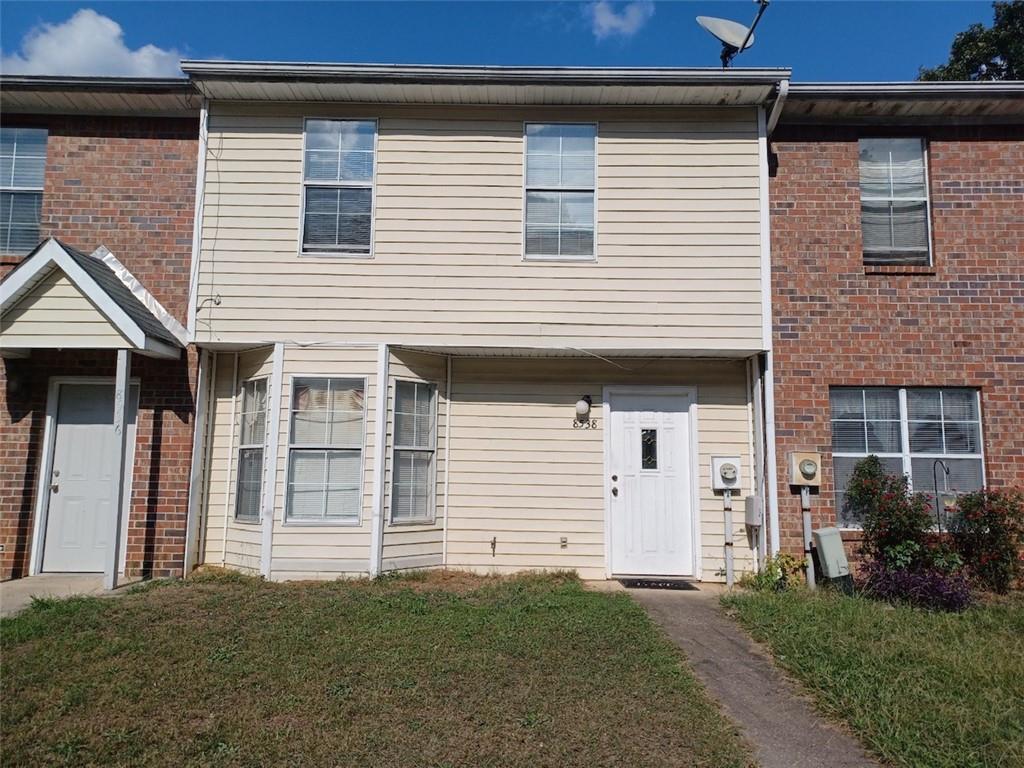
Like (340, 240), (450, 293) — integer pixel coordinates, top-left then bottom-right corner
(587, 1), (655, 41)
(1, 9), (182, 77)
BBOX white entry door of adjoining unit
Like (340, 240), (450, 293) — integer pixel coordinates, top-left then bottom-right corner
(41, 382), (138, 573)
(607, 390), (694, 577)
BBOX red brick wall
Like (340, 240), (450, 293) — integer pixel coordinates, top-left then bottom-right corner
(769, 124), (1024, 558)
(1, 114), (198, 580)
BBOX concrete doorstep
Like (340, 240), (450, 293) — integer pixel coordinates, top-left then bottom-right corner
(629, 584), (881, 768)
(0, 574), (116, 618)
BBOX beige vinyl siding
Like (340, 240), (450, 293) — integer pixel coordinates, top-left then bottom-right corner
(444, 357), (756, 581)
(1, 269), (130, 349)
(269, 344), (378, 580)
(382, 348), (448, 572)
(199, 347), (274, 573)
(196, 103), (763, 351)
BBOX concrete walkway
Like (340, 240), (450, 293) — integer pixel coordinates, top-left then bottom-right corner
(629, 584), (880, 768)
(0, 574), (111, 617)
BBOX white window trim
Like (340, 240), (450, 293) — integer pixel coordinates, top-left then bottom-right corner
(832, 387), (985, 530)
(1, 126), (47, 256)
(859, 137), (934, 267)
(233, 376), (268, 525)
(389, 378), (438, 526)
(521, 120), (599, 263)
(283, 374), (368, 527)
(297, 117), (378, 259)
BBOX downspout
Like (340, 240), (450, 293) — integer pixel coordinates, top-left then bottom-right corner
(750, 356), (767, 568)
(763, 353), (781, 555)
(186, 98), (209, 342)
(766, 79), (789, 136)
(369, 343), (389, 577)
(759, 87), (784, 557)
(441, 354), (453, 568)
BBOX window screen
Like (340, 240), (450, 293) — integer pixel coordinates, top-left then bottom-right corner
(830, 387), (984, 526)
(286, 378), (365, 522)
(524, 123), (596, 259)
(301, 119), (375, 255)
(235, 378), (267, 522)
(858, 138), (930, 266)
(391, 380), (436, 523)
(0, 127), (47, 254)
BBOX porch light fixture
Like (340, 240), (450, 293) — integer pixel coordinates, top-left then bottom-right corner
(575, 395), (592, 420)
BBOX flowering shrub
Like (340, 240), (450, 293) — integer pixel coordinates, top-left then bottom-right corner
(858, 560), (973, 612)
(950, 489), (1024, 593)
(846, 456), (977, 610)
(844, 456), (934, 570)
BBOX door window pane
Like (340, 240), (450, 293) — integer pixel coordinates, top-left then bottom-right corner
(641, 429), (657, 470)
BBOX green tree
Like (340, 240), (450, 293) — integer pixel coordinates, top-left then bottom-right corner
(919, 1), (1023, 81)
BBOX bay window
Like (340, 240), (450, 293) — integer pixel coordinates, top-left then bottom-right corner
(286, 378), (365, 523)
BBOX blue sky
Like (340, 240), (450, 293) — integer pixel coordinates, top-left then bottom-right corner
(0, 2), (996, 82)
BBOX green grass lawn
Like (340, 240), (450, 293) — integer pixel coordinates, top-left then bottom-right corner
(2, 571), (751, 768)
(722, 589), (1024, 768)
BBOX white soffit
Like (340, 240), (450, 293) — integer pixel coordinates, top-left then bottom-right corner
(182, 61), (791, 106)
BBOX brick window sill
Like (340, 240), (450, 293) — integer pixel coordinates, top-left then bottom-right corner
(864, 264), (937, 276)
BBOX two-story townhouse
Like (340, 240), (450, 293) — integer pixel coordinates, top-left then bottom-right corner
(183, 62), (792, 582)
(769, 82), (1024, 564)
(0, 76), (201, 586)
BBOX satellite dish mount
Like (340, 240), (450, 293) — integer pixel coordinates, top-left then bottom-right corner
(697, 0), (770, 68)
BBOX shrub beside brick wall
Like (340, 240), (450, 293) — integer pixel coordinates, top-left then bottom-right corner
(0, 114), (198, 580)
(769, 124), (1024, 558)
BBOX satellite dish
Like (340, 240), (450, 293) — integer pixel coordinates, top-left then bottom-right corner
(696, 0), (770, 68)
(697, 16), (755, 51)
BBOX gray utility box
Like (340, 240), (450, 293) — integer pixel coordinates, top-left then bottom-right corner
(812, 527), (850, 579)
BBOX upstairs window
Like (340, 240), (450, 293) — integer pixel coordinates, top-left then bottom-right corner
(286, 378), (366, 523)
(0, 127), (47, 255)
(235, 378), (268, 522)
(391, 381), (437, 524)
(830, 387), (984, 527)
(524, 123), (596, 260)
(858, 138), (931, 266)
(301, 119), (376, 256)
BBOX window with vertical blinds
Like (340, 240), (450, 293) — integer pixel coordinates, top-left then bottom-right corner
(301, 119), (375, 256)
(391, 380), (436, 523)
(830, 387), (984, 527)
(524, 123), (596, 260)
(858, 138), (931, 266)
(0, 127), (47, 255)
(286, 378), (365, 523)
(235, 378), (267, 522)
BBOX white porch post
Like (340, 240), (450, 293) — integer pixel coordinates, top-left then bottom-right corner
(260, 343), (285, 580)
(105, 349), (131, 591)
(369, 343), (389, 577)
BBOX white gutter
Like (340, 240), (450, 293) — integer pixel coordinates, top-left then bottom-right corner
(787, 81), (1024, 97)
(766, 79), (789, 135)
(182, 59), (791, 85)
(186, 98), (209, 341)
(368, 343), (389, 577)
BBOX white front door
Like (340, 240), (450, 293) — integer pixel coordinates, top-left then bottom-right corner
(41, 382), (138, 573)
(607, 390), (694, 577)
